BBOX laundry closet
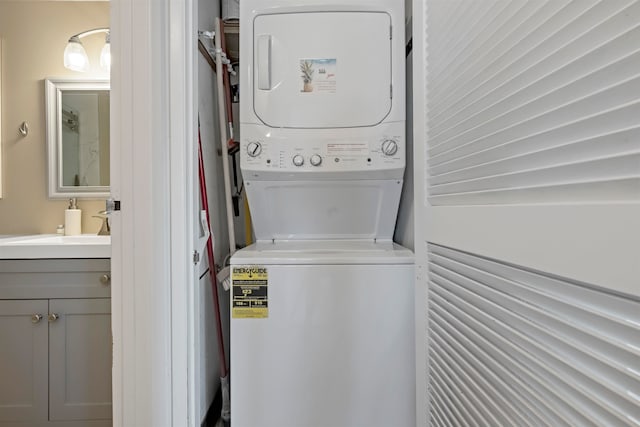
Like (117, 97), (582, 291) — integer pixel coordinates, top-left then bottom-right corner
(195, 0), (415, 425)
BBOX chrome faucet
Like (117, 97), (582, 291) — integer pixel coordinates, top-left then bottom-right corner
(93, 211), (111, 236)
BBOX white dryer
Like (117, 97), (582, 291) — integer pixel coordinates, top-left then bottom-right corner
(232, 0), (413, 425)
(239, 0), (406, 240)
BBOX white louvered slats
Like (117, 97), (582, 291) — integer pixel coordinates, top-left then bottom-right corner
(416, 1), (640, 425)
(427, 244), (640, 427)
(425, 0), (640, 205)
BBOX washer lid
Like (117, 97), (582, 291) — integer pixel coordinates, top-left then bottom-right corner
(253, 11), (392, 128)
(230, 240), (414, 265)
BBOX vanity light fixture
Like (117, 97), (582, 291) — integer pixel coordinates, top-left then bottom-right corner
(63, 28), (110, 72)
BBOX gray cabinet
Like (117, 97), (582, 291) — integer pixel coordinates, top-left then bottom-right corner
(49, 299), (112, 422)
(0, 300), (48, 423)
(0, 259), (111, 427)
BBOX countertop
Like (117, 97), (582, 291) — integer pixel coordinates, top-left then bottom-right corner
(0, 234), (111, 259)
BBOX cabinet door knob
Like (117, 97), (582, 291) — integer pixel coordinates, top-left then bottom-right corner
(100, 274), (111, 285)
(31, 314), (43, 324)
(48, 313), (59, 322)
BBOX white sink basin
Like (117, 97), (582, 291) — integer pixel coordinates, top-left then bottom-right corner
(5, 234), (110, 245)
(0, 234), (110, 259)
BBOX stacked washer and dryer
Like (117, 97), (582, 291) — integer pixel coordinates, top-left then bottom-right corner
(230, 1), (414, 425)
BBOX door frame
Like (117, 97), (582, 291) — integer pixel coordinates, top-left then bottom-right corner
(110, 0), (197, 426)
(412, 1), (428, 426)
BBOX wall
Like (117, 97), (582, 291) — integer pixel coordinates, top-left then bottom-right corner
(0, 1), (109, 234)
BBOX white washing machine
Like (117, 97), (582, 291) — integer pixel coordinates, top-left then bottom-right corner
(232, 0), (413, 425)
(230, 241), (414, 427)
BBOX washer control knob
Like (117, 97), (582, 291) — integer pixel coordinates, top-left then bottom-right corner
(381, 139), (399, 156)
(246, 141), (262, 157)
(292, 154), (305, 167)
(310, 154), (323, 166)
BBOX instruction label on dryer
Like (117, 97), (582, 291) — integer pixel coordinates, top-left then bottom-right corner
(326, 142), (369, 156)
(232, 266), (268, 318)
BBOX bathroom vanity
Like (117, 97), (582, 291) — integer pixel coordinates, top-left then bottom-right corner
(0, 236), (111, 427)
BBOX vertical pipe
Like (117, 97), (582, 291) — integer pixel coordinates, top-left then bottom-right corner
(215, 19), (237, 254)
(219, 19), (236, 149)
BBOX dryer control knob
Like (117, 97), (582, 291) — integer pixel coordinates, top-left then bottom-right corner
(381, 139), (398, 156)
(292, 154), (305, 167)
(310, 154), (323, 166)
(246, 141), (262, 157)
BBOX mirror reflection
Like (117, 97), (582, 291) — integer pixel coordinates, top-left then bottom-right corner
(60, 90), (110, 187)
(45, 79), (110, 198)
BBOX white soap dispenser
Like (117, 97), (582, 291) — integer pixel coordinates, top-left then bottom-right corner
(64, 198), (82, 236)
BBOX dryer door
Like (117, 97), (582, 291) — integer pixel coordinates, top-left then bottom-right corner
(253, 11), (392, 128)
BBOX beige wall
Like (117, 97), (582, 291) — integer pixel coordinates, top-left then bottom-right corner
(0, 1), (109, 234)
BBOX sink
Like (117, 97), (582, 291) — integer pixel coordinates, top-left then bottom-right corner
(5, 235), (110, 245)
(0, 234), (110, 259)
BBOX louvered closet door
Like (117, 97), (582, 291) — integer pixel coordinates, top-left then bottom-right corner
(413, 1), (640, 426)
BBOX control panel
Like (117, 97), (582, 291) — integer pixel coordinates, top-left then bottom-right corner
(240, 123), (405, 175)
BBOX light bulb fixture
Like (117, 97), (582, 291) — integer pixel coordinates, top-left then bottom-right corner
(63, 28), (110, 72)
(99, 32), (111, 71)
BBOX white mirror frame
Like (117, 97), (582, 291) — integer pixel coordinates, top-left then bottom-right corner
(0, 39), (3, 199)
(45, 78), (110, 199)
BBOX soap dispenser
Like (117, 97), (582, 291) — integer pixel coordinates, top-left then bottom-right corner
(65, 198), (82, 236)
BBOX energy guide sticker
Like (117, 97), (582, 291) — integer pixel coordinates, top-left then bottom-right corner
(232, 266), (268, 318)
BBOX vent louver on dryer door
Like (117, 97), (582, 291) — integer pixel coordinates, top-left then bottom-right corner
(253, 12), (392, 129)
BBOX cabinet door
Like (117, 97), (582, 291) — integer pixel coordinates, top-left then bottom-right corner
(48, 298), (112, 422)
(0, 300), (48, 423)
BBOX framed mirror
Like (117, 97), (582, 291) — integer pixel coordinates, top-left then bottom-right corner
(45, 78), (110, 198)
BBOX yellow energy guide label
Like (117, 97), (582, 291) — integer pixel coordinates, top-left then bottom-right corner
(232, 266), (268, 318)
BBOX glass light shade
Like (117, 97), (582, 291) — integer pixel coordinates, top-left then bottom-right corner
(100, 41), (111, 71)
(64, 39), (89, 72)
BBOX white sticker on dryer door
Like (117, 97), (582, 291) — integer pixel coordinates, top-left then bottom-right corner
(300, 59), (336, 93)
